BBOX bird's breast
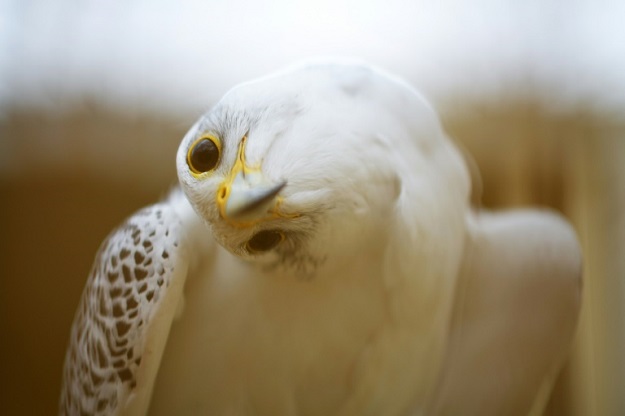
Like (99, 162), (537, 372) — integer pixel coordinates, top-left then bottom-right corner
(149, 245), (391, 415)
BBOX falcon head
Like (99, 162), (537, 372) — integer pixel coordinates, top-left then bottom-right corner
(176, 61), (469, 276)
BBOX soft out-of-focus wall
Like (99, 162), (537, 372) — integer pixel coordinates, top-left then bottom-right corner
(1, 1), (623, 415)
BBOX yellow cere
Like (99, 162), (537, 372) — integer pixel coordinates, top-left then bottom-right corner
(217, 136), (255, 217)
(216, 136), (299, 228)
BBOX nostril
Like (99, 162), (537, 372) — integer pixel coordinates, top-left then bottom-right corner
(218, 186), (228, 201)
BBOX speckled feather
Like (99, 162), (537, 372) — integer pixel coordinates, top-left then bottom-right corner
(59, 204), (186, 415)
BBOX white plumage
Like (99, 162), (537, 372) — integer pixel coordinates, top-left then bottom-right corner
(60, 60), (581, 416)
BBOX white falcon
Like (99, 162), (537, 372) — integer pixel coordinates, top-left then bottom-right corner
(59, 60), (582, 416)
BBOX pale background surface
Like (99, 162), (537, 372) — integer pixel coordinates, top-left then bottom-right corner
(1, 1), (624, 414)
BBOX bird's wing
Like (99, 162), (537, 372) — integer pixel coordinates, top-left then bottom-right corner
(59, 203), (190, 416)
(427, 209), (582, 416)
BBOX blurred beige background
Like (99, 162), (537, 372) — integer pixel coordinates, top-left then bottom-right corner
(1, 1), (624, 415)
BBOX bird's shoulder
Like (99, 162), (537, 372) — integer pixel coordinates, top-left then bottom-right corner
(427, 209), (582, 415)
(60, 197), (195, 415)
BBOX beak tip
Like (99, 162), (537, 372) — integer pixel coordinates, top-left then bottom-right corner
(224, 180), (287, 222)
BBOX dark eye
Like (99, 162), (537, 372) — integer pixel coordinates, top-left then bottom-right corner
(188, 137), (220, 174)
(246, 230), (285, 253)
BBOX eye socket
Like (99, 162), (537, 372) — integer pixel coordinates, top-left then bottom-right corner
(246, 230), (285, 253)
(187, 136), (221, 175)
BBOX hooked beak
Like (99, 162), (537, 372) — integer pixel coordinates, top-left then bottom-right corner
(221, 174), (287, 223)
(217, 136), (288, 226)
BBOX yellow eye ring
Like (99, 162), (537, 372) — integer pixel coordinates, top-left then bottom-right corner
(187, 134), (222, 177)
